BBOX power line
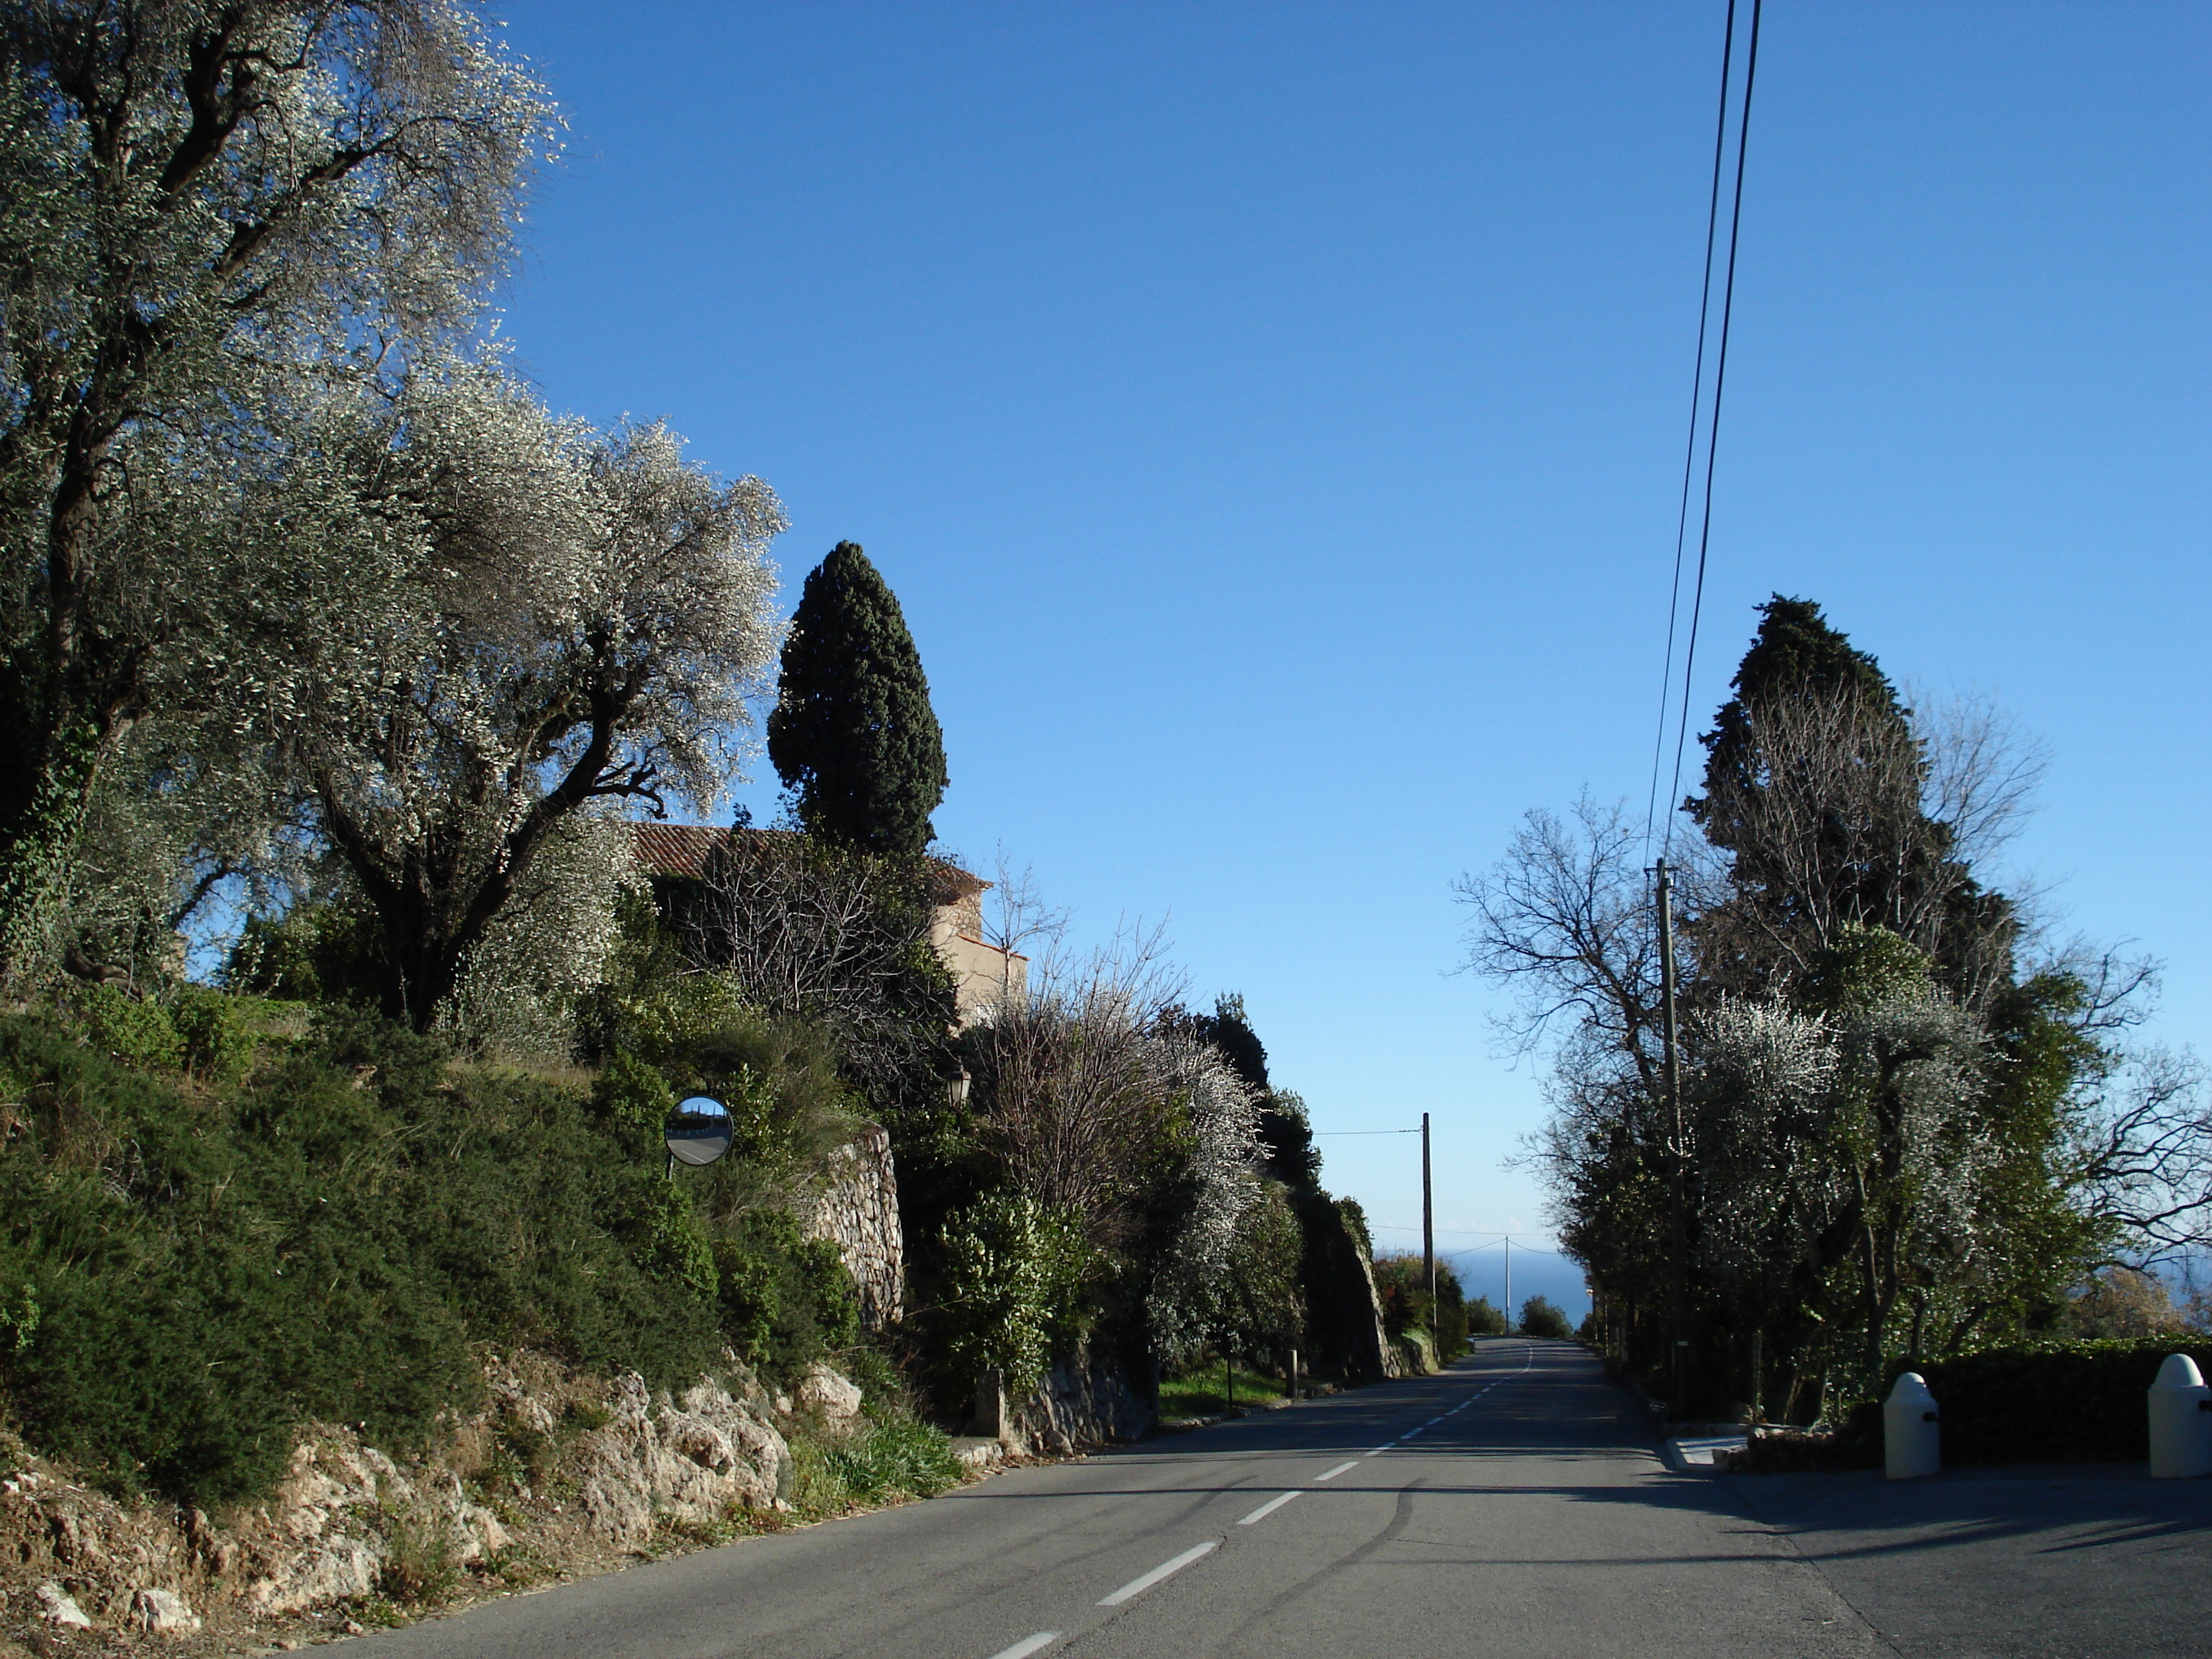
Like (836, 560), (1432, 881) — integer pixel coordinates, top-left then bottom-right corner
(1645, 0), (1740, 851)
(1666, 0), (1764, 856)
(1311, 1128), (1421, 1136)
(1648, 0), (1766, 859)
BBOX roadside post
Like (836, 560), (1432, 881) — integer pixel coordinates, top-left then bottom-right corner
(2147, 1354), (2212, 1478)
(1883, 1372), (1941, 1480)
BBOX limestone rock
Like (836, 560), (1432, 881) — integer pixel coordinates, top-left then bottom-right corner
(569, 1372), (792, 1550)
(796, 1362), (863, 1422)
(35, 1583), (92, 1627)
(134, 1587), (201, 1636)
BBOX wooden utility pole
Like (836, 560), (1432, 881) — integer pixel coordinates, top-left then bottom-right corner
(1656, 858), (1689, 1401)
(1421, 1111), (1435, 1316)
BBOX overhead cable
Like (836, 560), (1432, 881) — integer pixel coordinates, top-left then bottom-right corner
(1647, 0), (1765, 859)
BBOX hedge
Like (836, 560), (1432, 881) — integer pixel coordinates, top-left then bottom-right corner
(1906, 1339), (2212, 1465)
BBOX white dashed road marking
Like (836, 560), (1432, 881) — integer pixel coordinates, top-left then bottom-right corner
(1238, 1491), (1302, 1527)
(1098, 1541), (1219, 1606)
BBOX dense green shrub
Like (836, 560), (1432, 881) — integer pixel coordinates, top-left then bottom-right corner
(1519, 1296), (1572, 1340)
(223, 903), (391, 1006)
(0, 1005), (842, 1506)
(1372, 1254), (1470, 1359)
(68, 981), (182, 1069)
(1908, 1339), (2212, 1465)
(1217, 1180), (1305, 1362)
(1467, 1295), (1509, 1336)
(713, 1208), (860, 1382)
(585, 970), (855, 1182)
(935, 1192), (1094, 1393)
(168, 984), (259, 1082)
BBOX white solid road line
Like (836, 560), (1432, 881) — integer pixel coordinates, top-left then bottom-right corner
(1237, 1491), (1302, 1527)
(984, 1635), (1060, 1659)
(1097, 1541), (1219, 1606)
(1314, 1460), (1359, 1481)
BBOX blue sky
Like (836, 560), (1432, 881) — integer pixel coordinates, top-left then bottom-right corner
(493, 1), (2208, 1317)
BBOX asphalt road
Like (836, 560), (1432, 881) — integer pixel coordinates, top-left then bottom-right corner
(354, 1338), (2209, 1659)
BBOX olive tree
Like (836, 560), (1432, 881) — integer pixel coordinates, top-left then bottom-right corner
(253, 356), (783, 1028)
(0, 0), (557, 984)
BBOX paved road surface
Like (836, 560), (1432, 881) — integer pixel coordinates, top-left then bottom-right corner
(356, 1339), (2209, 1659)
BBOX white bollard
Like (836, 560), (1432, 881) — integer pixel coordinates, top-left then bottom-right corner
(2146, 1354), (2212, 1479)
(1884, 1372), (1941, 1480)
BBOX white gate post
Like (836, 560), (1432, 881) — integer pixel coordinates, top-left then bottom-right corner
(1883, 1372), (1941, 1480)
(2147, 1354), (2212, 1478)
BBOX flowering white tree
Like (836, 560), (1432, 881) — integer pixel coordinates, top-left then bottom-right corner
(246, 356), (784, 1028)
(0, 0), (558, 984)
(961, 927), (1264, 1362)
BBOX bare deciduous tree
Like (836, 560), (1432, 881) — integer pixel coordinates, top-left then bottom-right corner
(1451, 793), (1673, 1089)
(683, 830), (955, 1088)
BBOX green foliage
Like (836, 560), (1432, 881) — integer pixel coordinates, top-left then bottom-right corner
(1906, 1339), (2212, 1465)
(223, 903), (390, 1007)
(1799, 922), (1933, 1017)
(711, 1208), (860, 1383)
(1217, 1181), (1306, 1360)
(1433, 1271), (1470, 1361)
(1372, 1253), (1432, 1338)
(0, 1004), (770, 1506)
(585, 963), (855, 1183)
(937, 1192), (1094, 1394)
(789, 1412), (963, 1515)
(168, 984), (258, 1083)
(1336, 1197), (1372, 1256)
(1466, 1295), (1509, 1337)
(767, 541), (948, 857)
(616, 1181), (720, 1301)
(68, 981), (182, 1069)
(1519, 1296), (1573, 1340)
(1694, 593), (1902, 842)
(1370, 1255), (1469, 1360)
(592, 1049), (677, 1150)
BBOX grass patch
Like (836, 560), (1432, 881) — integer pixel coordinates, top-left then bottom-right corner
(790, 1413), (964, 1517)
(1158, 1365), (1288, 1419)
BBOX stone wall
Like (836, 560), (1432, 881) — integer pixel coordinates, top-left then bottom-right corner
(800, 1125), (904, 1329)
(1006, 1349), (1157, 1454)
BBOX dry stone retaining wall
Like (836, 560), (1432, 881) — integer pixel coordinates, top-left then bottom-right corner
(801, 1125), (904, 1328)
(1008, 1351), (1156, 1454)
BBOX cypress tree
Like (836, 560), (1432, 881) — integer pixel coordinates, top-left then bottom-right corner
(768, 542), (948, 857)
(1691, 593), (1904, 842)
(1688, 594), (2014, 1004)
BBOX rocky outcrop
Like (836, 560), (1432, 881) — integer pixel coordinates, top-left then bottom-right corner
(796, 1362), (863, 1424)
(1343, 1231), (1399, 1382)
(800, 1125), (904, 1328)
(0, 1352), (812, 1640)
(567, 1372), (792, 1550)
(220, 1434), (512, 1616)
(0, 1465), (195, 1632)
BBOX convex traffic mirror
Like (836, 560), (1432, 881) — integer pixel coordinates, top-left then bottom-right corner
(665, 1096), (734, 1168)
